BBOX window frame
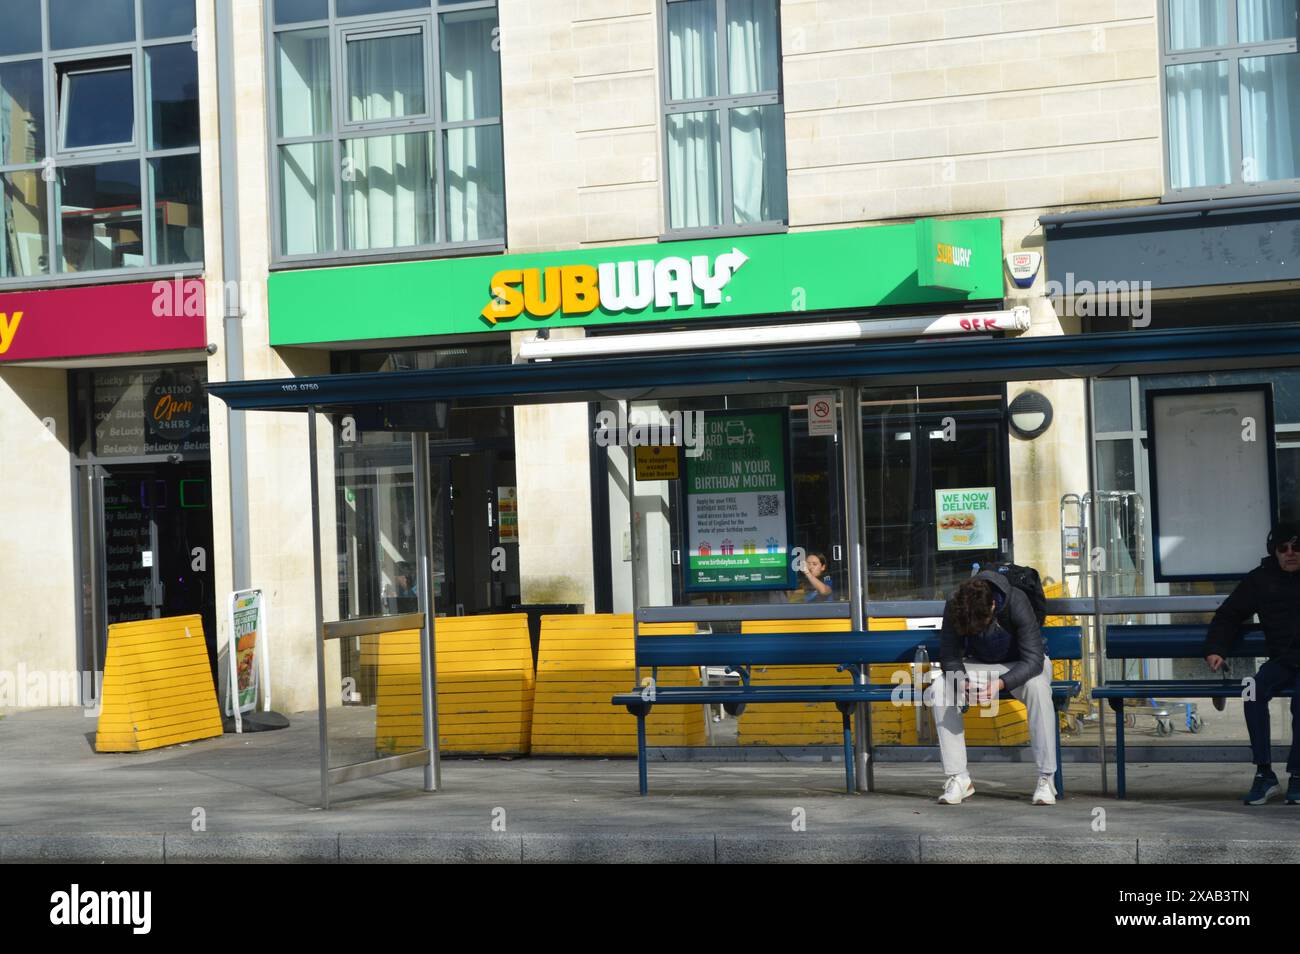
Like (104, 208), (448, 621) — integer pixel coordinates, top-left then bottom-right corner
(1158, 0), (1300, 201)
(337, 20), (432, 131)
(0, 0), (202, 290)
(657, 0), (789, 241)
(265, 0), (507, 268)
(55, 56), (138, 155)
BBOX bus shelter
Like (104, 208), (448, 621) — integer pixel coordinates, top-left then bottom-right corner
(207, 321), (1300, 807)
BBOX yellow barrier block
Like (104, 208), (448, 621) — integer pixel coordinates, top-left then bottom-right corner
(373, 613), (535, 756)
(95, 615), (222, 753)
(530, 615), (706, 755)
(734, 617), (921, 746)
(1043, 581), (1090, 730)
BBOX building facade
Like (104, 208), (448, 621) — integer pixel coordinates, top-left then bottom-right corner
(3, 0), (1299, 731)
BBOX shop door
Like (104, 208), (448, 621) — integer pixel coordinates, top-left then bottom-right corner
(862, 393), (1011, 601)
(432, 446), (520, 615)
(90, 461), (216, 679)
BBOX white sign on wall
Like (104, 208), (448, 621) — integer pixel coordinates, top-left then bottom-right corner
(807, 394), (836, 437)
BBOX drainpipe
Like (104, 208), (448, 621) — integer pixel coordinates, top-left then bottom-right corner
(215, 0), (250, 593)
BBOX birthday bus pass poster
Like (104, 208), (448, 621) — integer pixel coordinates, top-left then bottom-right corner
(684, 410), (794, 591)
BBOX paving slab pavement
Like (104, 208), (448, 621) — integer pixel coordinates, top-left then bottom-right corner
(1, 708), (1297, 863)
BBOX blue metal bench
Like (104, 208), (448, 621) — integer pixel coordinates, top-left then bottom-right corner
(1091, 625), (1291, 798)
(612, 627), (1083, 796)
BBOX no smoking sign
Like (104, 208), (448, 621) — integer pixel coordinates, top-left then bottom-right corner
(807, 394), (836, 437)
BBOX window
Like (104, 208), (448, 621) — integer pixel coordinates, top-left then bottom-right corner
(1161, 0), (1300, 197)
(58, 60), (136, 151)
(269, 0), (505, 262)
(0, 1), (202, 286)
(660, 0), (787, 236)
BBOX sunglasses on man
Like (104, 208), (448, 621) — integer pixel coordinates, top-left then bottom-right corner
(1276, 541), (1299, 554)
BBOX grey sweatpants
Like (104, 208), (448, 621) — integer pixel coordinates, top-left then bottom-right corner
(931, 657), (1056, 778)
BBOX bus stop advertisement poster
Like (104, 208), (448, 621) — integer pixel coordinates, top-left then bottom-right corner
(684, 410), (795, 591)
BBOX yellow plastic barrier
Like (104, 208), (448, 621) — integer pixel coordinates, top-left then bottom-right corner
(530, 614), (706, 755)
(1044, 580), (1089, 731)
(733, 617), (1030, 747)
(735, 618), (922, 746)
(94, 614), (222, 753)
(373, 613), (535, 756)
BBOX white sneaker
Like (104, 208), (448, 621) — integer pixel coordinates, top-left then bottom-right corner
(938, 774), (974, 804)
(1032, 775), (1057, 806)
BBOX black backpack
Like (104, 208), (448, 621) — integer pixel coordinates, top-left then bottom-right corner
(981, 562), (1048, 628)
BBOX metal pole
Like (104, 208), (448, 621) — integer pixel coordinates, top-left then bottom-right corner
(215, 0), (251, 594)
(626, 402), (642, 678)
(1083, 382), (1109, 796)
(308, 408), (330, 809)
(412, 431), (442, 792)
(841, 386), (872, 792)
(88, 468), (106, 701)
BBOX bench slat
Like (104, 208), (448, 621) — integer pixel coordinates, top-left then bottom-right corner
(1103, 625), (1265, 660)
(613, 681), (1080, 707)
(633, 627), (1083, 668)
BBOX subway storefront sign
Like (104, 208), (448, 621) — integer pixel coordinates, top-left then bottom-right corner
(268, 218), (1002, 346)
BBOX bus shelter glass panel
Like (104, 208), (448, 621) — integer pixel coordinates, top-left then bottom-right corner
(600, 388), (848, 748)
(333, 400), (521, 728)
(607, 389), (848, 612)
(1087, 367), (1300, 750)
(327, 427), (420, 768)
(860, 384), (1012, 604)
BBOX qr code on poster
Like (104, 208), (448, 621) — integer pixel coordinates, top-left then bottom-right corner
(757, 494), (780, 517)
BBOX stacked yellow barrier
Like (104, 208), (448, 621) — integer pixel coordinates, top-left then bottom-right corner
(1044, 581), (1089, 731)
(374, 613), (535, 756)
(865, 618), (924, 746)
(530, 615), (706, 755)
(735, 618), (920, 747)
(371, 628), (423, 755)
(95, 615), (222, 753)
(730, 617), (1032, 747)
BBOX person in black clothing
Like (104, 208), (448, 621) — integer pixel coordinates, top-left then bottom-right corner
(1204, 520), (1300, 806)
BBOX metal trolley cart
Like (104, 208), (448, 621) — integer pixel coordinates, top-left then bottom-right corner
(1061, 491), (1204, 737)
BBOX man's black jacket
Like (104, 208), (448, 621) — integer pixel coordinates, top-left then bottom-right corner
(1204, 555), (1300, 667)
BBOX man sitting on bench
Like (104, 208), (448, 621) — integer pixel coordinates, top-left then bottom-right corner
(1204, 520), (1300, 806)
(933, 569), (1057, 806)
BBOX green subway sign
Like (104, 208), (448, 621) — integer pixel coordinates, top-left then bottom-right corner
(915, 217), (985, 292)
(268, 218), (1002, 346)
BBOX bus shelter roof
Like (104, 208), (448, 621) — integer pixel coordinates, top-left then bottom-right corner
(205, 322), (1300, 412)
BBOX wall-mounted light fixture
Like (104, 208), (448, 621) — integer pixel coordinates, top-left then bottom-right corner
(1007, 390), (1053, 440)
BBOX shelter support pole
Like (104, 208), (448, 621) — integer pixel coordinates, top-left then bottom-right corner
(412, 432), (442, 792)
(841, 386), (872, 792)
(626, 402), (642, 687)
(308, 408), (330, 809)
(1084, 381), (1109, 796)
